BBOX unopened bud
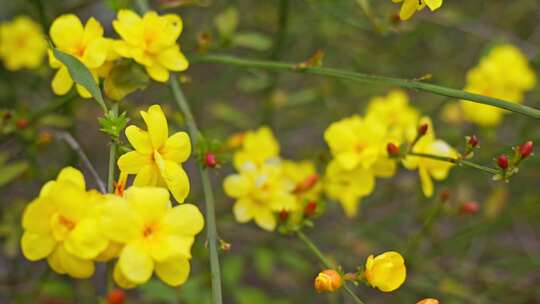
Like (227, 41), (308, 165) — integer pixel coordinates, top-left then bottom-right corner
(294, 174), (319, 193)
(467, 135), (478, 148)
(204, 152), (218, 168)
(304, 201), (317, 216)
(106, 288), (125, 304)
(417, 299), (439, 304)
(459, 201), (479, 215)
(114, 172), (128, 196)
(439, 188), (451, 202)
(279, 210), (289, 221)
(417, 123), (428, 136)
(219, 239), (232, 252)
(15, 118), (29, 129)
(519, 141), (533, 159)
(497, 154), (509, 170)
(386, 142), (400, 157)
(314, 269), (342, 293)
(3, 112), (12, 120)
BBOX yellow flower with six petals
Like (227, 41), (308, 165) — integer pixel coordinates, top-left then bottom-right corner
(0, 16), (47, 70)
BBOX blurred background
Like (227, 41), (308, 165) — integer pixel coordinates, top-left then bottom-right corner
(1, 0), (540, 303)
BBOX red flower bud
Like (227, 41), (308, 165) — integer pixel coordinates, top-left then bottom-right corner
(519, 141), (533, 159)
(294, 174), (319, 193)
(3, 112), (12, 120)
(459, 201), (479, 215)
(497, 154), (509, 170)
(386, 143), (400, 157)
(418, 123), (428, 136)
(204, 152), (218, 168)
(439, 188), (451, 202)
(468, 135), (478, 148)
(107, 289), (125, 304)
(15, 118), (29, 129)
(279, 210), (289, 221)
(304, 201), (317, 216)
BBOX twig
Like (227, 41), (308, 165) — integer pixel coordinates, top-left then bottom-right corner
(407, 152), (498, 175)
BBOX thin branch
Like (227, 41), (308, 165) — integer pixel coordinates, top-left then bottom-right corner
(407, 152), (499, 175)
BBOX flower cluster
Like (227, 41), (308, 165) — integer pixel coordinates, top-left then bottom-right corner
(223, 127), (322, 231)
(0, 16), (47, 71)
(392, 0), (443, 21)
(459, 44), (536, 126)
(21, 110), (204, 288)
(324, 90), (457, 216)
(48, 10), (188, 98)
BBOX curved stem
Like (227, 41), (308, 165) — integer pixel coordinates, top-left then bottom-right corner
(192, 54), (540, 120)
(106, 104), (119, 193)
(407, 152), (498, 175)
(296, 231), (367, 304)
(170, 78), (223, 304)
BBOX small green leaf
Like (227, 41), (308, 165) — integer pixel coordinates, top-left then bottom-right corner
(214, 7), (239, 38)
(232, 32), (272, 51)
(98, 111), (129, 141)
(50, 43), (107, 112)
(0, 161), (29, 187)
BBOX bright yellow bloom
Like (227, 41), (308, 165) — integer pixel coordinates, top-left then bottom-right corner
(392, 0), (443, 20)
(366, 90), (419, 144)
(113, 10), (188, 82)
(324, 115), (387, 171)
(233, 126), (280, 169)
(21, 167), (108, 278)
(0, 16), (47, 70)
(282, 160), (322, 203)
(117, 104), (191, 202)
(460, 44), (536, 127)
(403, 118), (458, 197)
(314, 269), (342, 293)
(48, 14), (112, 98)
(100, 187), (204, 287)
(223, 162), (297, 231)
(364, 251), (406, 292)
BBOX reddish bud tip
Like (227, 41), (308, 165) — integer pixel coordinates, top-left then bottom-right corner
(204, 152), (218, 168)
(440, 188), (451, 202)
(468, 135), (479, 147)
(304, 201), (317, 216)
(107, 289), (125, 304)
(459, 201), (479, 215)
(3, 112), (12, 120)
(15, 118), (29, 129)
(386, 142), (400, 157)
(418, 123), (428, 136)
(294, 174), (320, 193)
(279, 210), (289, 221)
(497, 154), (509, 170)
(519, 141), (533, 159)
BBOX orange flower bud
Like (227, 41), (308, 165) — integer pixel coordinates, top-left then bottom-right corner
(417, 123), (428, 136)
(314, 269), (342, 293)
(417, 299), (439, 304)
(107, 288), (126, 304)
(304, 201), (317, 216)
(519, 141), (533, 159)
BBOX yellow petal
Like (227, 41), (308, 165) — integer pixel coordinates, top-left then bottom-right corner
(56, 166), (85, 190)
(161, 132), (191, 163)
(48, 182), (88, 221)
(118, 242), (154, 284)
(155, 154), (190, 203)
(47, 247), (66, 274)
(50, 14), (83, 50)
(52, 66), (74, 95)
(223, 174), (251, 198)
(82, 39), (108, 68)
(56, 245), (95, 278)
(124, 186), (171, 222)
(419, 166), (434, 197)
(22, 198), (54, 233)
(113, 261), (138, 289)
(76, 83), (93, 99)
(113, 10), (144, 45)
(233, 199), (254, 223)
(424, 0), (442, 11)
(64, 217), (108, 260)
(133, 164), (160, 187)
(146, 64), (170, 82)
(157, 45), (188, 72)
(125, 125), (153, 154)
(148, 235), (194, 261)
(160, 204), (204, 236)
(95, 241), (123, 262)
(254, 209), (276, 231)
(100, 195), (143, 242)
(21, 232), (56, 261)
(155, 258), (190, 287)
(117, 151), (151, 174)
(83, 17), (104, 45)
(399, 0), (418, 20)
(140, 105), (168, 149)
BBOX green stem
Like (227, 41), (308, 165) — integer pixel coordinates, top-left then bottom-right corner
(408, 152), (499, 175)
(107, 104), (118, 193)
(296, 231), (367, 304)
(169, 78), (223, 304)
(191, 54), (540, 120)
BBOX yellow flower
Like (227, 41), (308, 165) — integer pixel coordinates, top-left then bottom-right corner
(417, 299), (439, 304)
(366, 90), (419, 144)
(0, 16), (47, 70)
(233, 126), (280, 169)
(223, 162), (297, 231)
(324, 115), (387, 171)
(460, 44), (536, 127)
(364, 251), (406, 292)
(100, 187), (204, 287)
(314, 269), (342, 293)
(324, 159), (375, 217)
(21, 167), (108, 278)
(403, 118), (458, 197)
(282, 160), (322, 203)
(117, 104), (191, 202)
(113, 10), (188, 82)
(48, 14), (112, 98)
(392, 0), (443, 20)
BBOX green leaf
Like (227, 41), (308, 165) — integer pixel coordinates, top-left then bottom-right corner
(50, 43), (107, 112)
(214, 7), (239, 38)
(232, 32), (272, 51)
(104, 61), (149, 101)
(0, 161), (29, 187)
(98, 111), (129, 141)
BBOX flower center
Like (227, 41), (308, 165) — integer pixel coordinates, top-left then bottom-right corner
(59, 215), (76, 230)
(356, 143), (367, 153)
